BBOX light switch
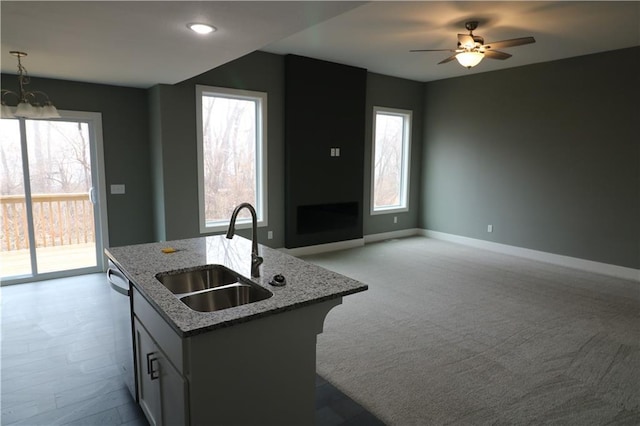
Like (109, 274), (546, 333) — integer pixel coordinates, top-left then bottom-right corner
(111, 184), (125, 195)
(335, 147), (340, 157)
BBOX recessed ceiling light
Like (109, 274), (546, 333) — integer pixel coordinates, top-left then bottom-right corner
(188, 23), (216, 35)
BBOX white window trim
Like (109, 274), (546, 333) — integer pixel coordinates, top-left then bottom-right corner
(370, 106), (411, 215)
(195, 85), (268, 233)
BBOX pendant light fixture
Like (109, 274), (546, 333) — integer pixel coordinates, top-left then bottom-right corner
(1, 51), (60, 119)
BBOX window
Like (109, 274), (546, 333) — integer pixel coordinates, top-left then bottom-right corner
(371, 106), (411, 214)
(196, 85), (267, 233)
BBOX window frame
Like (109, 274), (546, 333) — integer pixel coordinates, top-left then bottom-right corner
(370, 106), (412, 215)
(195, 85), (268, 233)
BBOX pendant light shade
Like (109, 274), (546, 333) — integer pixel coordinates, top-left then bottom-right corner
(15, 101), (36, 118)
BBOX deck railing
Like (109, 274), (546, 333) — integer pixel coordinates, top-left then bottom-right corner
(0, 193), (95, 251)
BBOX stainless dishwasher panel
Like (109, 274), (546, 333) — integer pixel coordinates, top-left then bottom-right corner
(107, 260), (137, 400)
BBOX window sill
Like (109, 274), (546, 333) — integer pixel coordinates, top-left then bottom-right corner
(370, 207), (409, 216)
(200, 219), (267, 234)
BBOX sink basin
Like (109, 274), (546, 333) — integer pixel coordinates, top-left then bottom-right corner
(180, 283), (273, 312)
(155, 265), (273, 312)
(156, 264), (239, 295)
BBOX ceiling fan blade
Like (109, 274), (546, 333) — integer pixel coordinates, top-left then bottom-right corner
(458, 34), (475, 48)
(484, 37), (536, 50)
(410, 49), (457, 52)
(438, 55), (457, 64)
(484, 50), (512, 60)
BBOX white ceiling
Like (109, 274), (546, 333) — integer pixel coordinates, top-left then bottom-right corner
(265, 1), (640, 82)
(0, 1), (364, 88)
(2, 1), (639, 89)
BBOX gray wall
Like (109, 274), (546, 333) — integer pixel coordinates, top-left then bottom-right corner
(11, 48), (635, 269)
(0, 74), (154, 247)
(151, 51), (425, 248)
(150, 52), (287, 247)
(421, 47), (640, 269)
(148, 83), (198, 243)
(364, 72), (424, 235)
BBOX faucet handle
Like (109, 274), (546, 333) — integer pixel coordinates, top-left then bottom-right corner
(251, 255), (264, 278)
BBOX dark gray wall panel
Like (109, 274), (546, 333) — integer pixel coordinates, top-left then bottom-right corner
(284, 55), (367, 248)
(421, 47), (640, 268)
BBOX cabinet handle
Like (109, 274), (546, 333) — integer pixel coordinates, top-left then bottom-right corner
(146, 352), (160, 380)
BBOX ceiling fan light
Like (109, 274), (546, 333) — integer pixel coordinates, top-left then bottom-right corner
(456, 51), (484, 68)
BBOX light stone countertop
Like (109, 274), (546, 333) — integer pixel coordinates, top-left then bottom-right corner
(105, 235), (368, 337)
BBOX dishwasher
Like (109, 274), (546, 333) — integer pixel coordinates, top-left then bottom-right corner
(107, 260), (137, 400)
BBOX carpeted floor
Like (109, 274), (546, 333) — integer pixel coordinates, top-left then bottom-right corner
(304, 236), (640, 425)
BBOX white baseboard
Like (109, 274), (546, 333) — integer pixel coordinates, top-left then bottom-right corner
(276, 228), (639, 281)
(363, 228), (422, 244)
(422, 229), (640, 282)
(280, 238), (365, 257)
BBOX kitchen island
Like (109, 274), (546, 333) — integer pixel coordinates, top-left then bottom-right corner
(106, 235), (367, 425)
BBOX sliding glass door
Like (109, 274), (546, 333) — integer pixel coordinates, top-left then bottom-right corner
(0, 111), (108, 283)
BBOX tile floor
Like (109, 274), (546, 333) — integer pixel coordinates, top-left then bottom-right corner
(1, 273), (384, 425)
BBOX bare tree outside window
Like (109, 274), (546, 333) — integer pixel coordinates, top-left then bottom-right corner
(0, 119), (23, 196)
(196, 86), (267, 232)
(373, 114), (403, 207)
(0, 119), (92, 196)
(26, 120), (92, 194)
(1, 117), (99, 277)
(202, 96), (256, 222)
(372, 107), (411, 213)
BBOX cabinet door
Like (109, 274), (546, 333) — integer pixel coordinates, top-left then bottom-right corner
(135, 318), (187, 426)
(135, 319), (161, 426)
(159, 353), (187, 425)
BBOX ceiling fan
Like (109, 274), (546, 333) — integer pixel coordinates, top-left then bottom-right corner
(411, 21), (535, 69)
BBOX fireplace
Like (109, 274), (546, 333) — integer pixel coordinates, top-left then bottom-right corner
(297, 202), (359, 235)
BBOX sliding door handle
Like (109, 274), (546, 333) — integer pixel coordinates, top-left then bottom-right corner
(89, 187), (97, 204)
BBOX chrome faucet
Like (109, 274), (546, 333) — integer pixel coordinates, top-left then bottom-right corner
(226, 203), (263, 278)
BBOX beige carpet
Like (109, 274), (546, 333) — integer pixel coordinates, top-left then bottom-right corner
(304, 237), (640, 425)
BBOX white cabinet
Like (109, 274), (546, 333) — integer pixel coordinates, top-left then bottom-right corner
(132, 286), (341, 425)
(134, 317), (187, 426)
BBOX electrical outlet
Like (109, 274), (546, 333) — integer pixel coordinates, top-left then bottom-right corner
(267, 230), (273, 240)
(487, 225), (493, 233)
(110, 184), (125, 194)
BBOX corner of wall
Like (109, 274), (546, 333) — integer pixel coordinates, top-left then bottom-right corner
(148, 85), (166, 242)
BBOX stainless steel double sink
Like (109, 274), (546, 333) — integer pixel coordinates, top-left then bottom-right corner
(155, 265), (273, 312)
